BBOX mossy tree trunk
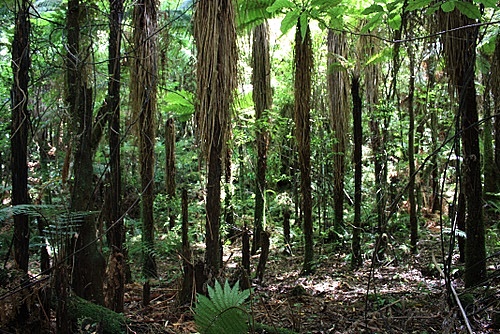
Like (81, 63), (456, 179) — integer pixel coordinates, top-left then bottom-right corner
(252, 21), (272, 254)
(294, 21), (314, 274)
(67, 0), (105, 304)
(105, 0), (124, 312)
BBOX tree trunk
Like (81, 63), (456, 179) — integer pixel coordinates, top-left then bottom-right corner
(362, 33), (386, 261)
(483, 73), (495, 204)
(131, 0), (159, 302)
(256, 231), (270, 282)
(252, 21), (272, 254)
(67, 0), (105, 304)
(407, 38), (418, 253)
(165, 118), (177, 230)
(194, 0), (237, 283)
(493, 37), (500, 192)
(439, 4), (486, 287)
(294, 21), (314, 274)
(11, 0), (31, 329)
(11, 0), (31, 274)
(105, 0), (124, 312)
(327, 29), (349, 234)
(351, 74), (362, 268)
(179, 188), (194, 305)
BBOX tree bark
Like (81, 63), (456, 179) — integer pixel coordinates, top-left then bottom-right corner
(67, 0), (105, 304)
(407, 38), (418, 253)
(327, 29), (349, 233)
(351, 74), (362, 268)
(11, 0), (31, 274)
(178, 188), (193, 305)
(194, 0), (237, 283)
(131, 0), (159, 302)
(439, 4), (486, 287)
(165, 118), (176, 230)
(294, 21), (314, 274)
(105, 0), (124, 312)
(252, 21), (272, 254)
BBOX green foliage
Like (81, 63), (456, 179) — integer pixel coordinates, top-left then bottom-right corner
(162, 90), (195, 121)
(69, 295), (126, 334)
(194, 280), (251, 334)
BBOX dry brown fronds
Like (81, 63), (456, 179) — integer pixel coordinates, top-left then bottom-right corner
(436, 4), (478, 90)
(327, 29), (350, 186)
(193, 0), (238, 161)
(131, 0), (159, 157)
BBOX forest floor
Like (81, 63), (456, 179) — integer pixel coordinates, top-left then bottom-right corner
(124, 224), (499, 334)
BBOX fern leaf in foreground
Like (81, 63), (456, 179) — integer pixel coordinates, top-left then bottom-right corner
(194, 279), (251, 334)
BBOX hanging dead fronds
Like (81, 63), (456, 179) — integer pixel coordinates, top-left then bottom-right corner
(194, 0), (238, 161)
(294, 21), (312, 161)
(436, 4), (478, 90)
(327, 29), (350, 227)
(359, 31), (380, 109)
(327, 30), (350, 172)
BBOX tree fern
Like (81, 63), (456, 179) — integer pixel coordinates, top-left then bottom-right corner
(194, 280), (251, 334)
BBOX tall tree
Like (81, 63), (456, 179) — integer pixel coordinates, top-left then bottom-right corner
(351, 72), (363, 268)
(363, 33), (386, 261)
(66, 0), (106, 304)
(105, 0), (125, 312)
(194, 0), (237, 281)
(131, 0), (159, 303)
(294, 20), (314, 274)
(407, 29), (418, 253)
(165, 117), (176, 230)
(438, 2), (485, 287)
(11, 0), (31, 274)
(251, 21), (272, 254)
(327, 29), (349, 234)
(492, 33), (500, 193)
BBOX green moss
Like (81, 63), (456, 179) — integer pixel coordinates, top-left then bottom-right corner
(68, 295), (126, 334)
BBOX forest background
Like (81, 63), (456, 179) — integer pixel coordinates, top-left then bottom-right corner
(1, 0), (500, 332)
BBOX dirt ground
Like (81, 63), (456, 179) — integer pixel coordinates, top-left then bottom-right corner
(123, 228), (500, 334)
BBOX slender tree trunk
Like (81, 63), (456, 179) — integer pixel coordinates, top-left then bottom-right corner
(11, 0), (31, 329)
(178, 188), (193, 305)
(483, 73), (495, 203)
(67, 0), (105, 304)
(407, 37), (418, 253)
(131, 0), (159, 303)
(194, 0), (237, 283)
(491, 36), (500, 193)
(165, 117), (177, 230)
(351, 74), (362, 268)
(11, 0), (31, 274)
(105, 0), (124, 312)
(327, 30), (349, 234)
(362, 34), (386, 261)
(439, 4), (486, 287)
(252, 21), (272, 254)
(294, 21), (314, 274)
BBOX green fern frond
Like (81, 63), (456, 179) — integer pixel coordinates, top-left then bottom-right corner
(194, 279), (251, 334)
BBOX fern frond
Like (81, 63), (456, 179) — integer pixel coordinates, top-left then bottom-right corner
(194, 280), (251, 334)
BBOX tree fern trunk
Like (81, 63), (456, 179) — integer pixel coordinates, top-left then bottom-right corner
(294, 21), (314, 274)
